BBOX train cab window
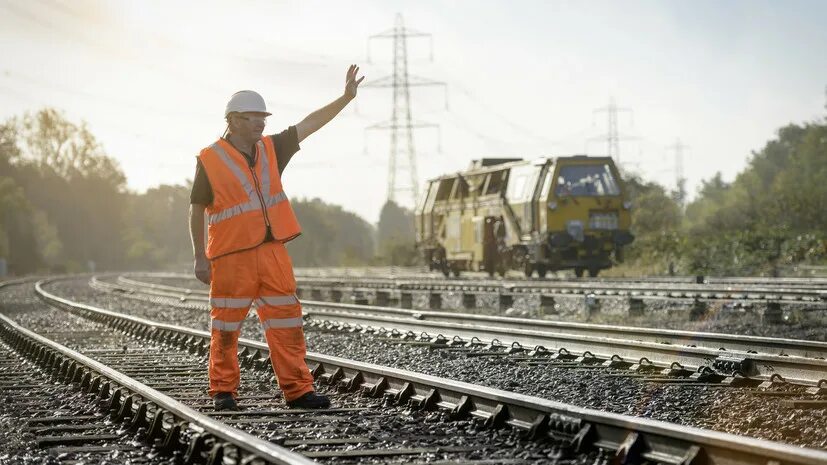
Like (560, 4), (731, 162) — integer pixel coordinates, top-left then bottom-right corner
(435, 178), (456, 201)
(538, 169), (554, 202)
(555, 164), (620, 196)
(483, 170), (507, 196)
(452, 177), (469, 199)
(418, 181), (436, 214)
(506, 164), (542, 202)
(465, 174), (485, 196)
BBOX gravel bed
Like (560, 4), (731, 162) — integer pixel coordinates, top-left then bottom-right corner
(0, 284), (155, 465)
(39, 277), (827, 450)
(3, 280), (604, 464)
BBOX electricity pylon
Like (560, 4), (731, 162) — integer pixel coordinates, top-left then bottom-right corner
(364, 13), (445, 206)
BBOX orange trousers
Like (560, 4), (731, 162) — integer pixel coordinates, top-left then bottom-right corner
(207, 241), (314, 401)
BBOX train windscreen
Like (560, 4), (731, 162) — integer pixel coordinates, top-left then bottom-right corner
(555, 164), (620, 196)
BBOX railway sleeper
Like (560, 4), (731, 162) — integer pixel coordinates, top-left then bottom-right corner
(0, 325), (213, 464)
(28, 279), (827, 465)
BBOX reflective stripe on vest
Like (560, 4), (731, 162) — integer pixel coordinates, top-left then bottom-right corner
(261, 317), (303, 329)
(210, 143), (256, 200)
(208, 192), (287, 225)
(210, 297), (253, 308)
(205, 141), (288, 226)
(255, 295), (299, 307)
(257, 140), (270, 196)
(212, 319), (244, 331)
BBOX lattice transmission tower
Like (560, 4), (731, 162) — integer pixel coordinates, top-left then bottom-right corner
(364, 13), (445, 206)
(666, 138), (689, 206)
(589, 97), (636, 165)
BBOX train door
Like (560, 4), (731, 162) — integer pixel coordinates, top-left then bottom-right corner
(482, 216), (503, 276)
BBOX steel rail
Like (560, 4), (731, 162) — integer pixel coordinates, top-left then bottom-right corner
(291, 277), (827, 303)
(100, 275), (827, 385)
(0, 315), (315, 464)
(36, 277), (827, 465)
(288, 271), (827, 288)
(293, 266), (827, 286)
(119, 273), (827, 303)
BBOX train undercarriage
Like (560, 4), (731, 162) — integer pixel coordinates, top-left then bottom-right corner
(424, 229), (632, 278)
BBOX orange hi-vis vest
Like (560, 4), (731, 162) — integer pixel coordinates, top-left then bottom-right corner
(198, 137), (301, 259)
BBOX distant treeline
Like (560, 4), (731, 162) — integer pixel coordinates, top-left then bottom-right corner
(0, 108), (415, 275)
(619, 110), (827, 276)
(2, 107), (825, 277)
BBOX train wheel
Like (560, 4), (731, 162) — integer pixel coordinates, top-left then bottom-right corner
(574, 267), (584, 278)
(523, 263), (533, 278)
(452, 268), (461, 278)
(537, 265), (548, 278)
(588, 267), (600, 278)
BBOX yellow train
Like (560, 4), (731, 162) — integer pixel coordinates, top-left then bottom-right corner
(415, 156), (634, 278)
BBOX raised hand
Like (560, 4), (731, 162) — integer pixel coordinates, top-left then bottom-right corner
(344, 64), (365, 100)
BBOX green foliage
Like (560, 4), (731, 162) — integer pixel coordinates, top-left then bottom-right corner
(287, 198), (375, 267)
(375, 201), (418, 266)
(618, 113), (827, 276)
(3, 105), (825, 277)
(124, 184), (193, 269)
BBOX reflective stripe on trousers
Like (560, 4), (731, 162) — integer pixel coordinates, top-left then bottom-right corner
(207, 241), (313, 401)
(211, 294), (300, 331)
(212, 319), (243, 331)
(210, 297), (253, 308)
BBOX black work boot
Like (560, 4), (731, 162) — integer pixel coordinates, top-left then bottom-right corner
(286, 391), (330, 409)
(213, 392), (240, 411)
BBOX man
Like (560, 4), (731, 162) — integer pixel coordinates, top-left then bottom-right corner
(189, 65), (364, 411)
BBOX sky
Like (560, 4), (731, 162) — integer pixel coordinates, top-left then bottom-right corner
(1, 0), (826, 223)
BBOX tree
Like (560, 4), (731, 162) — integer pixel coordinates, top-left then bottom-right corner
(376, 200), (417, 265)
(2, 109), (128, 271)
(287, 198), (375, 266)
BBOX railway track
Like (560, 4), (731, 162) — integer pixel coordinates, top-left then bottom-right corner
(96, 274), (827, 387)
(4, 277), (827, 463)
(291, 276), (827, 305)
(121, 272), (827, 330)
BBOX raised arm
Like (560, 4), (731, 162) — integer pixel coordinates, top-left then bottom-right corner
(295, 64), (364, 143)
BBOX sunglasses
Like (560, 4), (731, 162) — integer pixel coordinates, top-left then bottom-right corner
(235, 114), (268, 123)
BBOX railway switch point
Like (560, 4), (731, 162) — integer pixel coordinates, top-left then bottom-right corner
(462, 293), (477, 310)
(376, 290), (391, 306)
(539, 295), (556, 317)
(628, 298), (645, 317)
(760, 302), (783, 325)
(400, 292), (413, 309)
(584, 293), (600, 319)
(350, 292), (368, 305)
(690, 299), (708, 320)
(498, 294), (514, 311)
(429, 293), (442, 310)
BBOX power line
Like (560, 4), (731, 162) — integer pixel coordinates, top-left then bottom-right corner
(363, 13), (446, 206)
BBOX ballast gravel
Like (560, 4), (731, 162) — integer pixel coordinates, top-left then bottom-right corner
(1, 281), (605, 465)
(39, 277), (827, 450)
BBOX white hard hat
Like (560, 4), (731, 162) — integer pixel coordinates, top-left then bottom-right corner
(224, 90), (271, 117)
